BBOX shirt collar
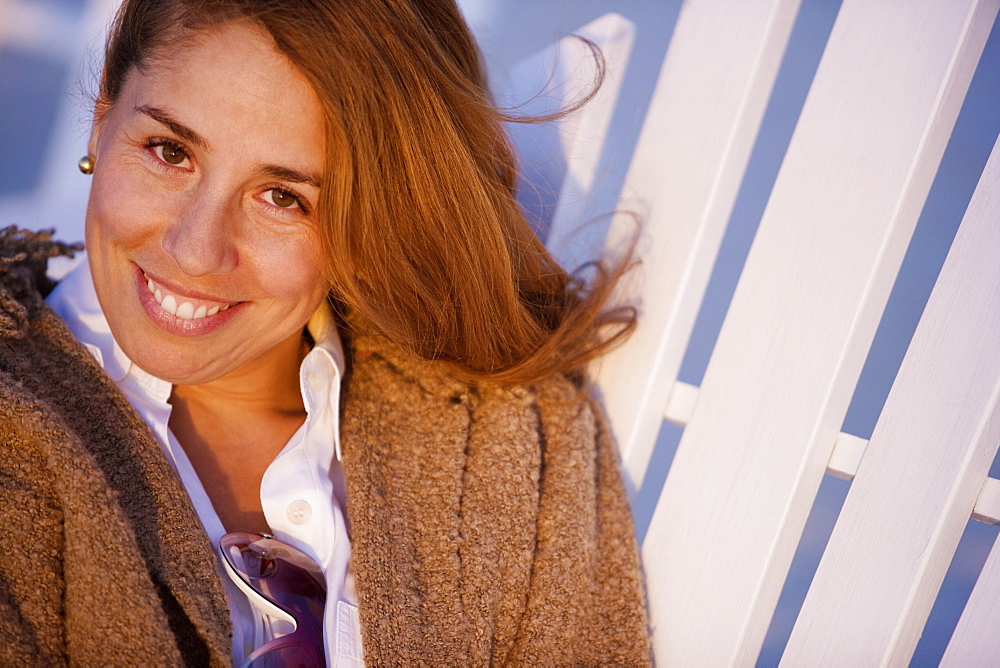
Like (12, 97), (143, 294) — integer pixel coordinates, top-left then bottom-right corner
(47, 258), (346, 460)
(301, 301), (346, 460)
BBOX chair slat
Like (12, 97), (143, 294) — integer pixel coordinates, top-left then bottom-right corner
(505, 11), (636, 277)
(662, 380), (699, 426)
(640, 0), (996, 661)
(826, 433), (868, 480)
(971, 477), (1000, 525)
(541, 12), (636, 272)
(942, 503), (1000, 664)
(588, 0), (802, 489)
(782, 134), (1000, 665)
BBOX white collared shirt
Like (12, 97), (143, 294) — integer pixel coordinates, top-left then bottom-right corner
(47, 261), (364, 667)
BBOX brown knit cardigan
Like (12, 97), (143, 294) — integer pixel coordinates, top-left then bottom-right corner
(0, 228), (650, 666)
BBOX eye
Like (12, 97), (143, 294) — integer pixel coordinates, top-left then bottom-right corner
(149, 140), (191, 168)
(262, 188), (303, 210)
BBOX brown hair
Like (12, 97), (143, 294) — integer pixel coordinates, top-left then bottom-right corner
(97, 0), (635, 386)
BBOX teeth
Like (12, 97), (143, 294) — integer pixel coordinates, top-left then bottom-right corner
(161, 295), (178, 316)
(144, 272), (236, 318)
(175, 301), (194, 319)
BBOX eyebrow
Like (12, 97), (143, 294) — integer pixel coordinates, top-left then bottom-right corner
(136, 104), (321, 189)
(262, 165), (321, 190)
(136, 105), (208, 149)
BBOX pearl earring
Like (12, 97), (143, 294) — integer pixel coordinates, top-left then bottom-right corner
(78, 155), (95, 174)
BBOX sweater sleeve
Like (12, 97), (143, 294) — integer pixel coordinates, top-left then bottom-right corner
(504, 375), (651, 666)
(0, 230), (233, 667)
(342, 337), (650, 666)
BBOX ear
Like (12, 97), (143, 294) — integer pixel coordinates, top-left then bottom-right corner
(87, 108), (107, 159)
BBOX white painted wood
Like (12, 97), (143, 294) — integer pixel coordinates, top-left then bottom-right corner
(663, 381), (699, 426)
(783, 134), (1000, 665)
(541, 13), (635, 272)
(942, 504), (1000, 664)
(506, 11), (636, 277)
(641, 0), (997, 662)
(588, 0), (802, 489)
(826, 433), (868, 481)
(971, 477), (1000, 525)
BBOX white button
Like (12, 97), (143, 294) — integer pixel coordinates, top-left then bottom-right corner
(286, 499), (312, 525)
(307, 370), (323, 392)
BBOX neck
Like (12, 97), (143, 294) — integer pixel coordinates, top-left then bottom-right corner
(169, 328), (309, 420)
(166, 328), (311, 534)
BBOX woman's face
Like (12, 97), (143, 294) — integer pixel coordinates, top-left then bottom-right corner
(86, 21), (329, 385)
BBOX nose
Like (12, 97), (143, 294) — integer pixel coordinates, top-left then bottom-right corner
(161, 187), (239, 276)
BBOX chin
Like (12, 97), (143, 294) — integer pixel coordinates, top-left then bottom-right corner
(124, 339), (229, 386)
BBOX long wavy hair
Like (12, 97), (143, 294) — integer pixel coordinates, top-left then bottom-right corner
(96, 0), (636, 385)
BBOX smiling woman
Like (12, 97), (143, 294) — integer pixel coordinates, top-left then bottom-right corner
(85, 22), (328, 386)
(0, 0), (649, 665)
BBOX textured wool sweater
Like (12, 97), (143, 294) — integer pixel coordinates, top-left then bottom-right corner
(0, 228), (650, 666)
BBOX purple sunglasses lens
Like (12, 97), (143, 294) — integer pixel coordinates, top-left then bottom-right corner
(221, 533), (326, 619)
(220, 533), (327, 666)
(245, 638), (325, 668)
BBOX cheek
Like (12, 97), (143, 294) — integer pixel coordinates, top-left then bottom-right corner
(86, 161), (168, 251)
(257, 235), (328, 304)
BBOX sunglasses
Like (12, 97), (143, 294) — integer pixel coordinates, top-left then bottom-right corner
(219, 532), (327, 668)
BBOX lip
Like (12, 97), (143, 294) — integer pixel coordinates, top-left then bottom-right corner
(134, 263), (244, 337)
(141, 267), (241, 304)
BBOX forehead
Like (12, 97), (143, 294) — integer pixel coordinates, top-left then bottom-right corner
(112, 21), (325, 167)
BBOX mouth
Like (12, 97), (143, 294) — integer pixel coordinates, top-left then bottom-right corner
(142, 271), (242, 320)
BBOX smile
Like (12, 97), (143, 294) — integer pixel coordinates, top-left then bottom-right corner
(143, 272), (240, 320)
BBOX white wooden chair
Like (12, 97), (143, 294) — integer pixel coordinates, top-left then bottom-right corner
(472, 0), (1000, 663)
(6, 0), (1000, 663)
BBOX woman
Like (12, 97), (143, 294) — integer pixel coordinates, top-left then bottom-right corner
(0, 0), (649, 664)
